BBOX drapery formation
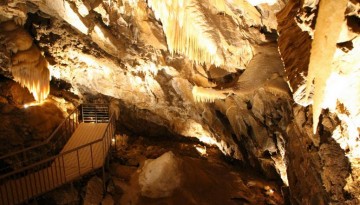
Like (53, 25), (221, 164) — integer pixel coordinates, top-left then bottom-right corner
(147, 0), (262, 70)
(0, 20), (50, 102)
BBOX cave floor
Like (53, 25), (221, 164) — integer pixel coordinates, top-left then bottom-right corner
(110, 134), (285, 205)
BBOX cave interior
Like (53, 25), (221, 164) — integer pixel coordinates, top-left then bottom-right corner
(0, 0), (359, 205)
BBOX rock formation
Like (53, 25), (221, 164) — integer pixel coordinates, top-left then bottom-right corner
(278, 0), (360, 204)
(0, 20), (50, 102)
(0, 0), (359, 204)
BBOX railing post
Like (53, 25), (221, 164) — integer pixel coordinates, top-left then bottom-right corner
(72, 113), (75, 133)
(30, 169), (36, 197)
(81, 104), (84, 122)
(54, 157), (62, 185)
(50, 160), (55, 186)
(40, 166), (46, 192)
(102, 129), (106, 195)
(66, 120), (69, 141)
(62, 155), (66, 183)
(113, 117), (116, 151)
(90, 144), (94, 170)
(5, 180), (9, 204)
(14, 175), (20, 204)
(6, 179), (12, 205)
(76, 150), (81, 177)
(76, 107), (79, 124)
(45, 164), (51, 189)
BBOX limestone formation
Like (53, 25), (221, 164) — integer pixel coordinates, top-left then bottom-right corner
(277, 0), (360, 203)
(0, 20), (50, 102)
(0, 0), (359, 204)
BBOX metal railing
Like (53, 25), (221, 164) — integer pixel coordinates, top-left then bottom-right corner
(81, 104), (109, 123)
(0, 106), (81, 174)
(0, 105), (116, 205)
(0, 114), (115, 205)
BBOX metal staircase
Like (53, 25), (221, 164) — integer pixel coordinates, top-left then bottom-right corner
(0, 104), (116, 205)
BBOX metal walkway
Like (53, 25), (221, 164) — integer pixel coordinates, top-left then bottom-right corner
(0, 104), (116, 205)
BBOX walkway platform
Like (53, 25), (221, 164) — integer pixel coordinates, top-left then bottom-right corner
(62, 123), (108, 180)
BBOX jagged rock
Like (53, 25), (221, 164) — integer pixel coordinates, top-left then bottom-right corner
(319, 141), (350, 202)
(285, 118), (329, 205)
(277, 0), (312, 106)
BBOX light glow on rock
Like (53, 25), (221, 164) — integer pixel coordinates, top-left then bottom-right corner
(49, 65), (61, 79)
(199, 135), (217, 145)
(24, 100), (46, 108)
(245, 0), (277, 6)
(192, 86), (227, 103)
(68, 49), (112, 79)
(63, 0), (88, 34)
(77, 4), (89, 17)
(304, 0), (348, 133)
(195, 145), (207, 156)
(148, 0), (224, 66)
(94, 25), (105, 40)
(12, 55), (50, 102)
(1, 20), (51, 102)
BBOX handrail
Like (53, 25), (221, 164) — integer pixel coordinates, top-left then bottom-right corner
(82, 104), (110, 123)
(0, 103), (112, 171)
(0, 113), (115, 180)
(0, 106), (115, 205)
(0, 105), (80, 161)
(0, 106), (81, 174)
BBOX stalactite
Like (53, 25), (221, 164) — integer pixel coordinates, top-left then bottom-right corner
(304, 0), (348, 133)
(12, 56), (50, 102)
(192, 86), (227, 103)
(0, 20), (50, 102)
(11, 44), (41, 65)
(148, 0), (224, 66)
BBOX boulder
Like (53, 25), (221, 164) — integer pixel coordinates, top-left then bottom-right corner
(138, 151), (182, 198)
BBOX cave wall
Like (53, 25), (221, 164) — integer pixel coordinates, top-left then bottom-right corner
(278, 0), (360, 204)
